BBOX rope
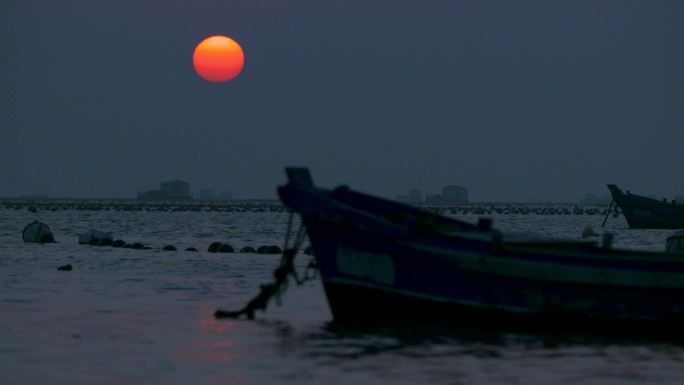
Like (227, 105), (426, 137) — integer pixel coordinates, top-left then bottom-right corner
(214, 210), (316, 320)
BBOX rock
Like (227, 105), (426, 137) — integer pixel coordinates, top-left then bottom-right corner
(79, 230), (113, 246)
(207, 242), (223, 253)
(218, 243), (234, 253)
(266, 245), (282, 254)
(112, 239), (126, 247)
(258, 245), (282, 254)
(22, 221), (55, 243)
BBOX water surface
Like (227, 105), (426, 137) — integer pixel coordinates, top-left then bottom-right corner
(1, 204), (682, 384)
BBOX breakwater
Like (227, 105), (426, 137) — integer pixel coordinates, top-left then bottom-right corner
(2, 198), (612, 216)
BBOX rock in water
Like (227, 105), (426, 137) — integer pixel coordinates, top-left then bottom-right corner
(79, 230), (113, 246)
(207, 242), (222, 252)
(218, 243), (234, 253)
(112, 239), (126, 247)
(22, 221), (55, 243)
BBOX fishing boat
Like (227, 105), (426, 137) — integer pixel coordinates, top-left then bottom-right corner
(217, 168), (684, 332)
(606, 184), (684, 229)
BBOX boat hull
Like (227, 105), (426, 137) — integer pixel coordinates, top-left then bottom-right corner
(277, 169), (684, 328)
(305, 217), (684, 327)
(607, 184), (684, 229)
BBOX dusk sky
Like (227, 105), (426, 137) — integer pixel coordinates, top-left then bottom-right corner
(3, 1), (683, 202)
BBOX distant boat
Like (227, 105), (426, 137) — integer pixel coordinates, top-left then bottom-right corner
(606, 184), (684, 229)
(214, 168), (684, 333)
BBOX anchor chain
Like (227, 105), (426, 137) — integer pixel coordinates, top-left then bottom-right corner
(214, 210), (316, 320)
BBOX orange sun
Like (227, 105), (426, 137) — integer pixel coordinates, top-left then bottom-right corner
(193, 35), (244, 83)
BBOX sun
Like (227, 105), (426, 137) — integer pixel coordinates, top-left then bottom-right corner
(193, 36), (244, 83)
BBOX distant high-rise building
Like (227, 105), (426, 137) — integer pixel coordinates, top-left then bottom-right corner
(138, 180), (192, 200)
(441, 185), (469, 205)
(424, 184), (469, 205)
(161, 180), (191, 200)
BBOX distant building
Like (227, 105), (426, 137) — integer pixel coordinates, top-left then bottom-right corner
(425, 184), (469, 205)
(161, 180), (190, 199)
(218, 190), (233, 200)
(442, 185), (469, 205)
(397, 189), (422, 204)
(138, 180), (192, 201)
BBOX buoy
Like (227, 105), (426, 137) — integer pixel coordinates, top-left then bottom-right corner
(22, 221), (55, 243)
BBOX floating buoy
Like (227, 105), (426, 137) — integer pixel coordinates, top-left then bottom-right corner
(22, 221), (55, 243)
(162, 245), (177, 251)
(239, 246), (256, 253)
(57, 264), (73, 271)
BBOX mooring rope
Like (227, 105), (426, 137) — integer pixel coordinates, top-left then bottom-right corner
(214, 210), (316, 320)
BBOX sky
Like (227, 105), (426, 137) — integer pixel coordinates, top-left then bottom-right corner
(2, 0), (683, 202)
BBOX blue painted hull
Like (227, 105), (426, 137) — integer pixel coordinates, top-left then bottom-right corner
(279, 169), (684, 327)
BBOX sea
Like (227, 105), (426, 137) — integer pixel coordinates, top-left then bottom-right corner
(1, 200), (683, 385)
